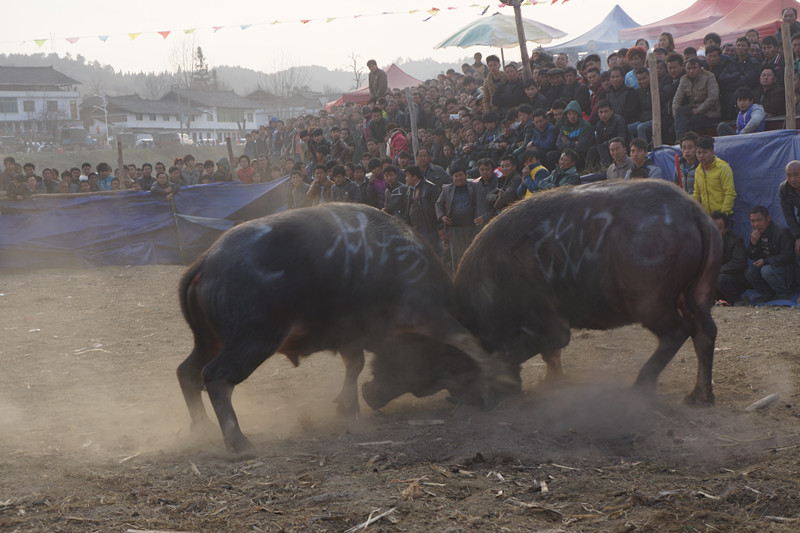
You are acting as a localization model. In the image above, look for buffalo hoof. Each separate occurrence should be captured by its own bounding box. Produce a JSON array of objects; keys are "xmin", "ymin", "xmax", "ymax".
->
[
  {"xmin": 334, "ymin": 394, "xmax": 361, "ymax": 419},
  {"xmin": 362, "ymin": 381, "xmax": 391, "ymax": 411},
  {"xmin": 225, "ymin": 434, "xmax": 254, "ymax": 454},
  {"xmin": 682, "ymin": 388, "xmax": 715, "ymax": 407}
]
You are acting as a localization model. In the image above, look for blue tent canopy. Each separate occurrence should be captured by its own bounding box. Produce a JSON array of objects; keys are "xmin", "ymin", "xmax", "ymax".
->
[{"xmin": 544, "ymin": 5, "xmax": 640, "ymax": 55}]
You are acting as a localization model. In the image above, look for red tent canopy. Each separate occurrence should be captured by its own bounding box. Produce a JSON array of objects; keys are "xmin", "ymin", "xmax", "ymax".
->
[
  {"xmin": 675, "ymin": 0, "xmax": 800, "ymax": 48},
  {"xmin": 326, "ymin": 64, "xmax": 424, "ymax": 111},
  {"xmin": 618, "ymin": 0, "xmax": 739, "ymax": 41}
]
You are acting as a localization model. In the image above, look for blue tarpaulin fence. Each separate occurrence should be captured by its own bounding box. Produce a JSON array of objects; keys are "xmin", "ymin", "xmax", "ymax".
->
[
  {"xmin": 0, "ymin": 177, "xmax": 288, "ymax": 269},
  {"xmin": 1, "ymin": 130, "xmax": 799, "ymax": 272}
]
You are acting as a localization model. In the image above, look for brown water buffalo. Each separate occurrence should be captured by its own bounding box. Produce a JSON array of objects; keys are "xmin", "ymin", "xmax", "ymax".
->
[
  {"xmin": 453, "ymin": 179, "xmax": 722, "ymax": 405},
  {"xmin": 177, "ymin": 203, "xmax": 506, "ymax": 452}
]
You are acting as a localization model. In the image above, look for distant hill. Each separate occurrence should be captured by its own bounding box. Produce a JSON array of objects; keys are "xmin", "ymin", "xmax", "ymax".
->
[{"xmin": 0, "ymin": 52, "xmax": 468, "ymax": 99}]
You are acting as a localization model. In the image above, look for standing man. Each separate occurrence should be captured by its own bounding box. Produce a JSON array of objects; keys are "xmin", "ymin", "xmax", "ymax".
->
[
  {"xmin": 435, "ymin": 165, "xmax": 487, "ymax": 273},
  {"xmin": 367, "ymin": 60, "xmax": 388, "ymax": 99},
  {"xmin": 482, "ymin": 55, "xmax": 505, "ymax": 113},
  {"xmin": 403, "ymin": 165, "xmax": 440, "ymax": 250},
  {"xmin": 692, "ymin": 136, "xmax": 735, "ymax": 216},
  {"xmin": 745, "ymin": 205, "xmax": 796, "ymax": 303},
  {"xmin": 415, "ymin": 148, "xmax": 451, "ymax": 192}
]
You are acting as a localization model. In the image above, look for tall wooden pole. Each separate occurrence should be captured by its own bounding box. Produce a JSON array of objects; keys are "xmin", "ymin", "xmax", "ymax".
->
[
  {"xmin": 511, "ymin": 2, "xmax": 532, "ymax": 80},
  {"xmin": 226, "ymin": 137, "xmax": 235, "ymax": 180},
  {"xmin": 116, "ymin": 140, "xmax": 124, "ymax": 185},
  {"xmin": 647, "ymin": 53, "xmax": 662, "ymax": 147},
  {"xmin": 404, "ymin": 88, "xmax": 420, "ymax": 159},
  {"xmin": 781, "ymin": 22, "xmax": 796, "ymax": 130}
]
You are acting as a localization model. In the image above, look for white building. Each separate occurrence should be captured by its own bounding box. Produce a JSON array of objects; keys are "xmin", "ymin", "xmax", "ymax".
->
[
  {"xmin": 0, "ymin": 66, "xmax": 80, "ymax": 138},
  {"xmin": 160, "ymin": 88, "xmax": 261, "ymax": 143}
]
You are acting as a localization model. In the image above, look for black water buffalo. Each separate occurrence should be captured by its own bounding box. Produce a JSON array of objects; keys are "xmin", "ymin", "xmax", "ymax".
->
[
  {"xmin": 452, "ymin": 179, "xmax": 722, "ymax": 405},
  {"xmin": 177, "ymin": 203, "xmax": 504, "ymax": 452}
]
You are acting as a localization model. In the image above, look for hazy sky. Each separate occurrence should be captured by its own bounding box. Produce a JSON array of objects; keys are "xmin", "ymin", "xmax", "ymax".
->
[{"xmin": 3, "ymin": 0, "xmax": 695, "ymax": 74}]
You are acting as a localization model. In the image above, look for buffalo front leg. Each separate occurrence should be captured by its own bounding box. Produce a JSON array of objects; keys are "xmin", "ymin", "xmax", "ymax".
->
[
  {"xmin": 683, "ymin": 305, "xmax": 717, "ymax": 406},
  {"xmin": 335, "ymin": 345, "xmax": 365, "ymax": 418}
]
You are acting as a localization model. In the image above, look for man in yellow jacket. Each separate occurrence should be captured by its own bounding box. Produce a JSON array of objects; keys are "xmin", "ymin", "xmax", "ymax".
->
[{"xmin": 693, "ymin": 136, "xmax": 736, "ymax": 215}]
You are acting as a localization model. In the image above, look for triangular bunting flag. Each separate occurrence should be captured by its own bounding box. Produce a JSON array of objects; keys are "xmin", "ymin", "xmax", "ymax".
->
[
  {"xmin": 34, "ymin": 39, "xmax": 47, "ymax": 48},
  {"xmin": 326, "ymin": 17, "xmax": 336, "ymax": 22},
  {"xmin": 66, "ymin": 37, "xmax": 80, "ymax": 44},
  {"xmin": 98, "ymin": 35, "xmax": 109, "ymax": 42},
  {"xmin": 213, "ymin": 26, "xmax": 223, "ymax": 32},
  {"xmin": 128, "ymin": 33, "xmax": 140, "ymax": 40},
  {"xmin": 158, "ymin": 31, "xmax": 171, "ymax": 39},
  {"xmin": 408, "ymin": 9, "xmax": 419, "ymax": 13},
  {"xmin": 300, "ymin": 19, "xmax": 311, "ymax": 24},
  {"xmin": 183, "ymin": 28, "xmax": 195, "ymax": 34},
  {"xmin": 481, "ymin": 5, "xmax": 490, "ymax": 14},
  {"xmin": 240, "ymin": 24, "xmax": 251, "ymax": 30},
  {"xmin": 427, "ymin": 8, "xmax": 440, "ymax": 15},
  {"xmin": 271, "ymin": 20, "xmax": 280, "ymax": 24}
]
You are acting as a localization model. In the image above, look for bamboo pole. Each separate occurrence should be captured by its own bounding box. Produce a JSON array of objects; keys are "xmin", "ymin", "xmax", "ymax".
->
[
  {"xmin": 511, "ymin": 2, "xmax": 532, "ymax": 80},
  {"xmin": 226, "ymin": 137, "xmax": 235, "ymax": 180},
  {"xmin": 404, "ymin": 88, "xmax": 420, "ymax": 159},
  {"xmin": 781, "ymin": 22, "xmax": 796, "ymax": 130},
  {"xmin": 648, "ymin": 53, "xmax": 662, "ymax": 147},
  {"xmin": 116, "ymin": 140, "xmax": 124, "ymax": 185}
]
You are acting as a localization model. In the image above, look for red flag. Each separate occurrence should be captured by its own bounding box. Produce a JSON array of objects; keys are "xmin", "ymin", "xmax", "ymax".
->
[
  {"xmin": 300, "ymin": 19, "xmax": 311, "ymax": 24},
  {"xmin": 158, "ymin": 31, "xmax": 171, "ymax": 39},
  {"xmin": 212, "ymin": 26, "xmax": 223, "ymax": 32},
  {"xmin": 66, "ymin": 37, "xmax": 79, "ymax": 44}
]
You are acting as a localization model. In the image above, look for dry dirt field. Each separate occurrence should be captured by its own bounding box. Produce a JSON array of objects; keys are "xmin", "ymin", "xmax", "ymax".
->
[{"xmin": 1, "ymin": 266, "xmax": 799, "ymax": 533}]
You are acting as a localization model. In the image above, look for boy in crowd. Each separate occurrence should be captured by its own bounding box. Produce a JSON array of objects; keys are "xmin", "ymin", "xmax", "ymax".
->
[{"xmin": 717, "ymin": 86, "xmax": 765, "ymax": 136}]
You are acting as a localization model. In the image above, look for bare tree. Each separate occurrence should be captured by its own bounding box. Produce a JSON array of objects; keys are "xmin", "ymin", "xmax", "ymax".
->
[
  {"xmin": 260, "ymin": 53, "xmax": 311, "ymax": 117},
  {"xmin": 142, "ymin": 72, "xmax": 172, "ymax": 99},
  {"xmin": 168, "ymin": 34, "xmax": 196, "ymax": 88},
  {"xmin": 347, "ymin": 52, "xmax": 364, "ymax": 90}
]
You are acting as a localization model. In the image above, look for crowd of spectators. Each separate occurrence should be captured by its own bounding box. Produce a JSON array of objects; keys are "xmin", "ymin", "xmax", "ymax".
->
[{"xmin": 3, "ymin": 7, "xmax": 800, "ymax": 304}]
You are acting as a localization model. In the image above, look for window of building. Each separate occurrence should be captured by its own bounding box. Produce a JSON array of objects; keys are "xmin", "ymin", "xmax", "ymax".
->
[
  {"xmin": 246, "ymin": 112, "xmax": 254, "ymax": 122},
  {"xmin": 149, "ymin": 114, "xmax": 156, "ymax": 121},
  {"xmin": 136, "ymin": 113, "xmax": 143, "ymax": 121},
  {"xmin": 46, "ymin": 101, "xmax": 59, "ymax": 112},
  {"xmin": 217, "ymin": 107, "xmax": 244, "ymax": 123},
  {"xmin": 163, "ymin": 115, "xmax": 170, "ymax": 121},
  {"xmin": 0, "ymin": 98, "xmax": 19, "ymax": 113},
  {"xmin": 23, "ymin": 101, "xmax": 35, "ymax": 113},
  {"xmin": 207, "ymin": 112, "xmax": 214, "ymax": 122}
]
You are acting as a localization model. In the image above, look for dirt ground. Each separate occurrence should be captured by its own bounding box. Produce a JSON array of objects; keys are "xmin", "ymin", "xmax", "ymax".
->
[{"xmin": 1, "ymin": 265, "xmax": 799, "ymax": 533}]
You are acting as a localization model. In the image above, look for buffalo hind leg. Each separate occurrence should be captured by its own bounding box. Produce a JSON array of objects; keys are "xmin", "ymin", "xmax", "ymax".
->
[
  {"xmin": 682, "ymin": 304, "xmax": 717, "ymax": 405},
  {"xmin": 541, "ymin": 349, "xmax": 563, "ymax": 383},
  {"xmin": 635, "ymin": 312, "xmax": 692, "ymax": 394},
  {"xmin": 177, "ymin": 345, "xmax": 218, "ymax": 431},
  {"xmin": 202, "ymin": 340, "xmax": 278, "ymax": 453},
  {"xmin": 335, "ymin": 345, "xmax": 365, "ymax": 418}
]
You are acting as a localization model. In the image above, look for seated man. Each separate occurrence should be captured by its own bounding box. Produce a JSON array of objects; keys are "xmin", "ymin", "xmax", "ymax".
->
[
  {"xmin": 552, "ymin": 100, "xmax": 593, "ymax": 170},
  {"xmin": 779, "ymin": 160, "xmax": 800, "ymax": 285},
  {"xmin": 745, "ymin": 205, "xmax": 796, "ymax": 302},
  {"xmin": 524, "ymin": 108, "xmax": 558, "ymax": 164},
  {"xmin": 717, "ymin": 86, "xmax": 765, "ymax": 136},
  {"xmin": 607, "ymin": 137, "xmax": 634, "ymax": 180},
  {"xmin": 589, "ymin": 100, "xmax": 627, "ymax": 168},
  {"xmin": 755, "ymin": 67, "xmax": 785, "ymax": 117},
  {"xmin": 539, "ymin": 149, "xmax": 580, "ymax": 189},
  {"xmin": 673, "ymin": 58, "xmax": 721, "ymax": 139},
  {"xmin": 711, "ymin": 211, "xmax": 747, "ymax": 305},
  {"xmin": 625, "ymin": 138, "xmax": 662, "ymax": 179}
]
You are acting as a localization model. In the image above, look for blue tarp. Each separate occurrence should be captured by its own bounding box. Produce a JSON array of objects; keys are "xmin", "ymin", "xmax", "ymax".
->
[
  {"xmin": 0, "ymin": 177, "xmax": 288, "ymax": 269},
  {"xmin": 544, "ymin": 5, "xmax": 640, "ymax": 55},
  {"xmin": 651, "ymin": 129, "xmax": 798, "ymax": 240}
]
